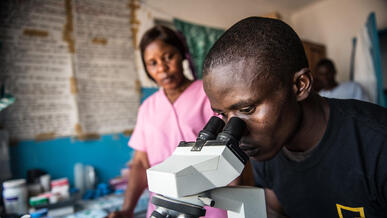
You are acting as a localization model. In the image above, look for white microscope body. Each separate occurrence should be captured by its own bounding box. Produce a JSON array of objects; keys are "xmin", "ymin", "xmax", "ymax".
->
[{"xmin": 147, "ymin": 117, "xmax": 267, "ymax": 218}]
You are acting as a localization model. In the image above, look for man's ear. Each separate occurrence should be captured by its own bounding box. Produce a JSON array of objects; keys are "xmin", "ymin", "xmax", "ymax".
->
[{"xmin": 292, "ymin": 68, "xmax": 313, "ymax": 101}]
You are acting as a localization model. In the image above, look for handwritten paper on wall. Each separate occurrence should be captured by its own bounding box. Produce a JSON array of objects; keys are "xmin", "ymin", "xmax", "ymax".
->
[{"xmin": 0, "ymin": 0, "xmax": 140, "ymax": 140}]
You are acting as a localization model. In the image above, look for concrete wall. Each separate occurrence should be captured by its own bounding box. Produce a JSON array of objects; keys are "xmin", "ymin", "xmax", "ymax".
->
[
  {"xmin": 140, "ymin": 0, "xmax": 293, "ymax": 29},
  {"xmin": 290, "ymin": 0, "xmax": 387, "ymax": 82}
]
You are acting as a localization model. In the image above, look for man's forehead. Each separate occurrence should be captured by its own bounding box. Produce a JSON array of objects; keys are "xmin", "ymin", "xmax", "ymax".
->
[
  {"xmin": 205, "ymin": 83, "xmax": 257, "ymax": 111},
  {"xmin": 203, "ymin": 61, "xmax": 268, "ymax": 110},
  {"xmin": 204, "ymin": 58, "xmax": 258, "ymax": 91}
]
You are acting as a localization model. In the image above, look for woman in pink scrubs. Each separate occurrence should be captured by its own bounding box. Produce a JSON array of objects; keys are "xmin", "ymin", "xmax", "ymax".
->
[{"xmin": 109, "ymin": 26, "xmax": 227, "ymax": 218}]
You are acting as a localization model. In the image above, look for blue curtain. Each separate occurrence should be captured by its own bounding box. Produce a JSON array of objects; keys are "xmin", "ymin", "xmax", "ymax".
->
[
  {"xmin": 173, "ymin": 19, "xmax": 224, "ymax": 78},
  {"xmin": 366, "ymin": 12, "xmax": 386, "ymax": 107}
]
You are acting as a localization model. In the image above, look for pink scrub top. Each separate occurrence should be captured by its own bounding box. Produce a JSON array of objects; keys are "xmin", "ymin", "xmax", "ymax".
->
[{"xmin": 129, "ymin": 80, "xmax": 227, "ymax": 218}]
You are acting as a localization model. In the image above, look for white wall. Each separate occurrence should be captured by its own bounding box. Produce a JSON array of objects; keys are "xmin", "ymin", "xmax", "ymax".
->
[
  {"xmin": 290, "ymin": 0, "xmax": 387, "ymax": 82},
  {"xmin": 140, "ymin": 0, "xmax": 293, "ymax": 29}
]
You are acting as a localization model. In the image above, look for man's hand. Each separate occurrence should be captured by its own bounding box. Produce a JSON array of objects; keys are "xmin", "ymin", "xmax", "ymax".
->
[
  {"xmin": 265, "ymin": 189, "xmax": 288, "ymax": 218},
  {"xmin": 107, "ymin": 209, "xmax": 133, "ymax": 218}
]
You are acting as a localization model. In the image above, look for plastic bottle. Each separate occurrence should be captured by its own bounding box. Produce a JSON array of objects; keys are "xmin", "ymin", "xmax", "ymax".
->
[
  {"xmin": 2, "ymin": 178, "xmax": 28, "ymax": 214},
  {"xmin": 74, "ymin": 163, "xmax": 84, "ymax": 194},
  {"xmin": 84, "ymin": 165, "xmax": 96, "ymax": 190},
  {"xmin": 30, "ymin": 208, "xmax": 52, "ymax": 218}
]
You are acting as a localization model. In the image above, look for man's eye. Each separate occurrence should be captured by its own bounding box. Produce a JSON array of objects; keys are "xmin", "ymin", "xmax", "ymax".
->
[{"xmin": 240, "ymin": 106, "xmax": 256, "ymax": 114}]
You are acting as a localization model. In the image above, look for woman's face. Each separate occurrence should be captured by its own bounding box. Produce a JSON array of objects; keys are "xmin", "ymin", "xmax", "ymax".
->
[{"xmin": 143, "ymin": 39, "xmax": 185, "ymax": 90}]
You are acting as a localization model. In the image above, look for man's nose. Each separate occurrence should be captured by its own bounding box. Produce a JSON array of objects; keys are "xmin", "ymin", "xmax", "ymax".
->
[
  {"xmin": 223, "ymin": 115, "xmax": 248, "ymax": 140},
  {"xmin": 225, "ymin": 113, "xmax": 238, "ymax": 123}
]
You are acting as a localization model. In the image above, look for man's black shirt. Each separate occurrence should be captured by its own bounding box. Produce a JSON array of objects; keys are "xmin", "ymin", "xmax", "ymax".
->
[{"xmin": 252, "ymin": 98, "xmax": 387, "ymax": 218}]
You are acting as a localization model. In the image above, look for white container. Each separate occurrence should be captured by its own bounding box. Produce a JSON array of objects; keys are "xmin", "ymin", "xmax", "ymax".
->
[
  {"xmin": 74, "ymin": 163, "xmax": 84, "ymax": 193},
  {"xmin": 84, "ymin": 165, "xmax": 96, "ymax": 190},
  {"xmin": 39, "ymin": 174, "xmax": 51, "ymax": 192},
  {"xmin": 2, "ymin": 179, "xmax": 28, "ymax": 214}
]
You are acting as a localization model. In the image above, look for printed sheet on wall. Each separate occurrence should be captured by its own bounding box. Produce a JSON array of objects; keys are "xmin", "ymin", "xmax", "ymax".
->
[{"xmin": 0, "ymin": 0, "xmax": 140, "ymax": 140}]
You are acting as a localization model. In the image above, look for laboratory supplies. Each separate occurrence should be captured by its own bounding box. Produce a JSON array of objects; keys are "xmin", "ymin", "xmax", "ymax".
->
[{"xmin": 2, "ymin": 178, "xmax": 28, "ymax": 214}]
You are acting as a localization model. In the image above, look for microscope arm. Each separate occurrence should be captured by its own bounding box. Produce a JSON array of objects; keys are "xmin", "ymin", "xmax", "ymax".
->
[
  {"xmin": 151, "ymin": 186, "xmax": 267, "ymax": 218},
  {"xmin": 208, "ymin": 186, "xmax": 267, "ymax": 218}
]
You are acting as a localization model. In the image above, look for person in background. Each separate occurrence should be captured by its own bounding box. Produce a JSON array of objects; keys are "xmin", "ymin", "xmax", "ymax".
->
[
  {"xmin": 314, "ymin": 58, "xmax": 370, "ymax": 101},
  {"xmin": 108, "ymin": 26, "xmax": 227, "ymax": 218},
  {"xmin": 202, "ymin": 17, "xmax": 387, "ymax": 218}
]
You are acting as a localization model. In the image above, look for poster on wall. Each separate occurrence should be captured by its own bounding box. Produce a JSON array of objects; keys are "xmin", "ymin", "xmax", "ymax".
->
[
  {"xmin": 72, "ymin": 0, "xmax": 139, "ymax": 136},
  {"xmin": 0, "ymin": 0, "xmax": 140, "ymax": 140}
]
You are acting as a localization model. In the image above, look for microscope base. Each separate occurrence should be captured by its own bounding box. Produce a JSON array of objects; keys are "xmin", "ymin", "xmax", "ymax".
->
[{"xmin": 151, "ymin": 194, "xmax": 205, "ymax": 218}]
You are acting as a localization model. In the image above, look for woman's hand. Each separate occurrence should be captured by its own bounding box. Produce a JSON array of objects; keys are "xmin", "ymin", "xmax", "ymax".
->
[
  {"xmin": 107, "ymin": 209, "xmax": 133, "ymax": 218},
  {"xmin": 107, "ymin": 151, "xmax": 149, "ymax": 218}
]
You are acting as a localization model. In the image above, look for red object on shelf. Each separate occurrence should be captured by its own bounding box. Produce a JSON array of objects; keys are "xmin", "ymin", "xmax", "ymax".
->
[{"xmin": 51, "ymin": 178, "xmax": 69, "ymax": 188}]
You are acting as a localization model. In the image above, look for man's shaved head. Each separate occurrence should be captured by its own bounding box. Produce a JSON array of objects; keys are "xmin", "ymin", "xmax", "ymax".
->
[
  {"xmin": 202, "ymin": 17, "xmax": 316, "ymax": 161},
  {"xmin": 203, "ymin": 17, "xmax": 308, "ymax": 85}
]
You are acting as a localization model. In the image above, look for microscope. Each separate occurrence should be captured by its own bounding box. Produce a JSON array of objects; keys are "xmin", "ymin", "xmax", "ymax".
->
[{"xmin": 146, "ymin": 116, "xmax": 267, "ymax": 218}]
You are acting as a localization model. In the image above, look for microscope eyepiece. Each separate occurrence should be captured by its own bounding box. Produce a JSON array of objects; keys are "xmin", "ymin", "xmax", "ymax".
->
[
  {"xmin": 193, "ymin": 116, "xmax": 248, "ymax": 164},
  {"xmin": 216, "ymin": 117, "xmax": 246, "ymax": 143},
  {"xmin": 197, "ymin": 116, "xmax": 225, "ymax": 141},
  {"xmin": 216, "ymin": 117, "xmax": 249, "ymax": 164}
]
